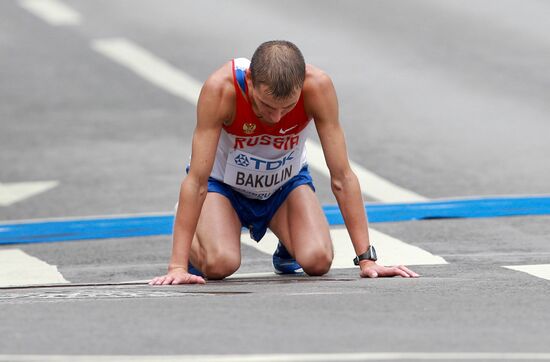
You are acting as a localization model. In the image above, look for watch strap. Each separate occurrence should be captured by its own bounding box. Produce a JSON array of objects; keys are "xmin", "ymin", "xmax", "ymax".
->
[{"xmin": 353, "ymin": 245, "xmax": 377, "ymax": 265}]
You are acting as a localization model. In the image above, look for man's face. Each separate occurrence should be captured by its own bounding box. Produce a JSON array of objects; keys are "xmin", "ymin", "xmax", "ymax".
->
[{"xmin": 246, "ymin": 76, "xmax": 301, "ymax": 125}]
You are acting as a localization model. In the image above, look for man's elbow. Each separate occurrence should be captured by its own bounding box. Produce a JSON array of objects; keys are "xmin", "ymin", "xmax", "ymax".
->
[
  {"xmin": 180, "ymin": 176, "xmax": 209, "ymax": 199},
  {"xmin": 330, "ymin": 169, "xmax": 357, "ymax": 194}
]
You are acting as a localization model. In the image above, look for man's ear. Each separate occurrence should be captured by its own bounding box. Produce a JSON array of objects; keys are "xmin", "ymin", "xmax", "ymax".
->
[{"xmin": 245, "ymin": 70, "xmax": 254, "ymax": 90}]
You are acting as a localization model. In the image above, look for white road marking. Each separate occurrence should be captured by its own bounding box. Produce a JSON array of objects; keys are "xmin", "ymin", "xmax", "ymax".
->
[
  {"xmin": 286, "ymin": 292, "xmax": 355, "ymax": 296},
  {"xmin": 503, "ymin": 264, "xmax": 550, "ymax": 281},
  {"xmin": 18, "ymin": 0, "xmax": 81, "ymax": 26},
  {"xmin": 91, "ymin": 38, "xmax": 201, "ymax": 105},
  {"xmin": 0, "ymin": 181, "xmax": 58, "ymax": 207},
  {"xmin": 228, "ymin": 272, "xmax": 277, "ymax": 279},
  {"xmin": 0, "ymin": 211, "xmax": 176, "ymax": 225},
  {"xmin": 2, "ymin": 353, "xmax": 550, "ymax": 361},
  {"xmin": 242, "ymin": 229, "xmax": 447, "ymax": 268},
  {"xmin": 0, "ymin": 249, "xmax": 69, "ymax": 287},
  {"xmin": 305, "ymin": 139, "xmax": 427, "ymax": 202}
]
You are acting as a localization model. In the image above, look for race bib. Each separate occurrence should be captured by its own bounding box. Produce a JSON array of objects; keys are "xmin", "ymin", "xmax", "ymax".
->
[{"xmin": 224, "ymin": 149, "xmax": 301, "ymax": 200}]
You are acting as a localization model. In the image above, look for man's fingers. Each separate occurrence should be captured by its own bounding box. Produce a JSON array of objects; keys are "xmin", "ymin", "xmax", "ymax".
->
[
  {"xmin": 393, "ymin": 266, "xmax": 410, "ymax": 278},
  {"xmin": 190, "ymin": 275, "xmax": 207, "ymax": 284},
  {"xmin": 360, "ymin": 268, "xmax": 378, "ymax": 278},
  {"xmin": 398, "ymin": 265, "xmax": 420, "ymax": 278},
  {"xmin": 375, "ymin": 266, "xmax": 408, "ymax": 278},
  {"xmin": 150, "ymin": 274, "xmax": 207, "ymax": 285},
  {"xmin": 150, "ymin": 276, "xmax": 166, "ymax": 285},
  {"xmin": 161, "ymin": 276, "xmax": 174, "ymax": 285},
  {"xmin": 172, "ymin": 275, "xmax": 205, "ymax": 285},
  {"xmin": 399, "ymin": 270, "xmax": 411, "ymax": 278},
  {"xmin": 171, "ymin": 277, "xmax": 184, "ymax": 285},
  {"xmin": 360, "ymin": 264, "xmax": 420, "ymax": 279}
]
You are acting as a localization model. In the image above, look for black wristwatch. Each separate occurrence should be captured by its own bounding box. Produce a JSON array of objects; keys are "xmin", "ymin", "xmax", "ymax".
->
[{"xmin": 353, "ymin": 245, "xmax": 377, "ymax": 265}]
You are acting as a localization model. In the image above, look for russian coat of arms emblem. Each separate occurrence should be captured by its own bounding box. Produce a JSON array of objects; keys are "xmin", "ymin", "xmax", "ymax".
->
[{"xmin": 243, "ymin": 123, "xmax": 256, "ymax": 135}]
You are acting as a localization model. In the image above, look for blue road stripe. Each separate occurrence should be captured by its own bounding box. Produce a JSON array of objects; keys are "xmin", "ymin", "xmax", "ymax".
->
[{"xmin": 1, "ymin": 196, "xmax": 550, "ymax": 245}]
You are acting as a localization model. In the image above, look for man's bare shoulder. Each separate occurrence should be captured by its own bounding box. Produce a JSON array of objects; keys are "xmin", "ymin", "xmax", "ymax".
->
[
  {"xmin": 198, "ymin": 61, "xmax": 236, "ymax": 123},
  {"xmin": 303, "ymin": 64, "xmax": 337, "ymax": 118},
  {"xmin": 303, "ymin": 64, "xmax": 334, "ymax": 95},
  {"xmin": 201, "ymin": 61, "xmax": 235, "ymax": 100}
]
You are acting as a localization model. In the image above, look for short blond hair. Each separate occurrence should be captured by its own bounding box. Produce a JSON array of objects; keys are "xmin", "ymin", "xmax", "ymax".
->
[{"xmin": 250, "ymin": 40, "xmax": 305, "ymax": 99}]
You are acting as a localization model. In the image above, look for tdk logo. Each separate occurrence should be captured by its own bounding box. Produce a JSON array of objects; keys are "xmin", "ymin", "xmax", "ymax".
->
[
  {"xmin": 249, "ymin": 151, "xmax": 294, "ymax": 171},
  {"xmin": 234, "ymin": 154, "xmax": 250, "ymax": 167}
]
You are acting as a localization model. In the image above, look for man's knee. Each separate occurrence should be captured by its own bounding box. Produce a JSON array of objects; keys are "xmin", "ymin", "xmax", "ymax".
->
[
  {"xmin": 297, "ymin": 247, "xmax": 333, "ymax": 276},
  {"xmin": 200, "ymin": 247, "xmax": 241, "ymax": 280}
]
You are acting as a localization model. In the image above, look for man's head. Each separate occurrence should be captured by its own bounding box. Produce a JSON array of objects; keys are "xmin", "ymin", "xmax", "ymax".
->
[
  {"xmin": 246, "ymin": 40, "xmax": 305, "ymax": 124},
  {"xmin": 249, "ymin": 40, "xmax": 306, "ymax": 99}
]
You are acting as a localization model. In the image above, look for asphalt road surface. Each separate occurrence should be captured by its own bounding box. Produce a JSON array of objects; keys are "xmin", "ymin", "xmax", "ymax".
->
[{"xmin": 1, "ymin": 1, "xmax": 550, "ymax": 361}]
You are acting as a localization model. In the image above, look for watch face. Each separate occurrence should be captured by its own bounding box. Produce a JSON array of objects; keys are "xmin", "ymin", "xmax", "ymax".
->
[{"xmin": 369, "ymin": 246, "xmax": 377, "ymax": 261}]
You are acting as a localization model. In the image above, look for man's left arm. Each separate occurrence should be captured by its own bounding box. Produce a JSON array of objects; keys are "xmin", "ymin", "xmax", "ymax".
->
[{"xmin": 305, "ymin": 68, "xmax": 419, "ymax": 278}]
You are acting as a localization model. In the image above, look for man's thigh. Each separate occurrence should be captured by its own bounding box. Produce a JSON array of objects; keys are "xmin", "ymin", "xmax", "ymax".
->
[
  {"xmin": 192, "ymin": 192, "xmax": 242, "ymax": 269},
  {"xmin": 268, "ymin": 185, "xmax": 333, "ymax": 261}
]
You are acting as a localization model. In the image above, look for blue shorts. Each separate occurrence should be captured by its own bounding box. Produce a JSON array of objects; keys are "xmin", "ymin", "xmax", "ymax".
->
[{"xmin": 207, "ymin": 166, "xmax": 315, "ymax": 242}]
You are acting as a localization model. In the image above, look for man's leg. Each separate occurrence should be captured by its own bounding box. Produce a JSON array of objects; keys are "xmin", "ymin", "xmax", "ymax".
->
[
  {"xmin": 269, "ymin": 185, "xmax": 333, "ymax": 276},
  {"xmin": 189, "ymin": 192, "xmax": 242, "ymax": 280}
]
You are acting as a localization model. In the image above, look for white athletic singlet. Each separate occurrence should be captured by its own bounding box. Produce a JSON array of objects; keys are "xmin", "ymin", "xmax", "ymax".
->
[{"xmin": 209, "ymin": 58, "xmax": 312, "ymax": 200}]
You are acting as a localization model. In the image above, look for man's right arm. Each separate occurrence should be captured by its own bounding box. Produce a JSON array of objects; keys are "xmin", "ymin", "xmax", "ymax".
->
[{"xmin": 150, "ymin": 64, "xmax": 234, "ymax": 285}]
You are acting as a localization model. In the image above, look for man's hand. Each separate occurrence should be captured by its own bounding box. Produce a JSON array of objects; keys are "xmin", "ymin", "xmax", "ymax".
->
[
  {"xmin": 149, "ymin": 267, "xmax": 206, "ymax": 285},
  {"xmin": 359, "ymin": 260, "xmax": 420, "ymax": 278}
]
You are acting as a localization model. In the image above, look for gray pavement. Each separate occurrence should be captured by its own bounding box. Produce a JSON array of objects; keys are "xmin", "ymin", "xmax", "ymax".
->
[{"xmin": 1, "ymin": 0, "xmax": 550, "ymax": 359}]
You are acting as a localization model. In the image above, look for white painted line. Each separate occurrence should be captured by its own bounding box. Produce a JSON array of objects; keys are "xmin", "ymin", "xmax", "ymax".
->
[
  {"xmin": 241, "ymin": 232, "xmax": 282, "ymax": 259},
  {"xmin": 503, "ymin": 264, "xmax": 550, "ymax": 281},
  {"xmin": 242, "ymin": 228, "xmax": 447, "ymax": 268},
  {"xmin": 228, "ymin": 271, "xmax": 276, "ymax": 279},
  {"xmin": 305, "ymin": 139, "xmax": 427, "ymax": 202},
  {"xmin": 286, "ymin": 292, "xmax": 353, "ymax": 296},
  {"xmin": 18, "ymin": 0, "xmax": 81, "ymax": 26},
  {"xmin": 0, "ymin": 211, "xmax": 172, "ymax": 225},
  {"xmin": 0, "ymin": 249, "xmax": 69, "ymax": 287},
  {"xmin": 0, "ymin": 181, "xmax": 58, "ymax": 207},
  {"xmin": 2, "ymin": 353, "xmax": 550, "ymax": 361},
  {"xmin": 91, "ymin": 38, "xmax": 202, "ymax": 104},
  {"xmin": 338, "ymin": 228, "xmax": 447, "ymax": 267}
]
